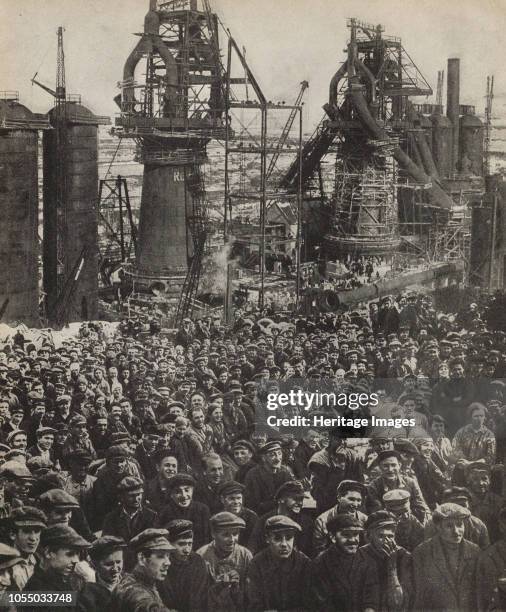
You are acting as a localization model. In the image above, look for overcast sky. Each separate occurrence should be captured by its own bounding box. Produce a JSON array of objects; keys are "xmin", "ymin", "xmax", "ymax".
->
[{"xmin": 1, "ymin": 0, "xmax": 505, "ymax": 129}]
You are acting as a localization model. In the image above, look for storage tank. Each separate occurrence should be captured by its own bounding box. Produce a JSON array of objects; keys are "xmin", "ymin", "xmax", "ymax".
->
[
  {"xmin": 43, "ymin": 101, "xmax": 107, "ymax": 323},
  {"xmin": 430, "ymin": 113, "xmax": 453, "ymax": 178},
  {"xmin": 459, "ymin": 113, "xmax": 484, "ymax": 176},
  {"xmin": 0, "ymin": 95, "xmax": 48, "ymax": 326}
]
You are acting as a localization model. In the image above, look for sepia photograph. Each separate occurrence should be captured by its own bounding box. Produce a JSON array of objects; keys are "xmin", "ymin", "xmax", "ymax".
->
[{"xmin": 0, "ymin": 0, "xmax": 506, "ymax": 609}]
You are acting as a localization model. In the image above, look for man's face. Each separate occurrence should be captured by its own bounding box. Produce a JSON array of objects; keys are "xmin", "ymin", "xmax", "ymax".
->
[
  {"xmin": 450, "ymin": 364, "xmax": 464, "ymax": 379},
  {"xmin": 339, "ymin": 490, "xmax": 362, "ymax": 511},
  {"xmin": 171, "ymin": 537, "xmax": 193, "ymax": 562},
  {"xmin": 191, "ymin": 410, "xmax": 205, "ymax": 429},
  {"xmin": 233, "ymin": 448, "xmax": 252, "ymax": 466},
  {"xmin": 213, "ymin": 528, "xmax": 239, "ymax": 556},
  {"xmin": 333, "ymin": 529, "xmax": 360, "ymax": 554},
  {"xmin": 369, "ymin": 526, "xmax": 396, "ymax": 552},
  {"xmin": 264, "ymin": 449, "xmax": 282, "ymax": 470},
  {"xmin": 158, "ymin": 456, "xmax": 178, "ymax": 480},
  {"xmin": 95, "ymin": 419, "xmax": 108, "ymax": 435},
  {"xmin": 380, "ymin": 457, "xmax": 400, "ymax": 481},
  {"xmin": 15, "ymin": 526, "xmax": 41, "ymax": 555},
  {"xmin": 305, "ymin": 431, "xmax": 319, "ymax": 449},
  {"xmin": 222, "ymin": 493, "xmax": 243, "ymax": 516},
  {"xmin": 205, "ymin": 459, "xmax": 224, "ymax": 486},
  {"xmin": 471, "ymin": 408, "xmax": 486, "ymax": 429},
  {"xmin": 96, "ymin": 550, "xmax": 123, "ymax": 585},
  {"xmin": 38, "ymin": 433, "xmax": 54, "ymax": 451},
  {"xmin": 46, "ymin": 547, "xmax": 80, "ymax": 576},
  {"xmin": 122, "ymin": 489, "xmax": 143, "ymax": 512},
  {"xmin": 108, "ymin": 457, "xmax": 128, "ymax": 475},
  {"xmin": 11, "ymin": 412, "xmax": 23, "ymax": 427},
  {"xmin": 11, "ymin": 434, "xmax": 27, "ymax": 450},
  {"xmin": 437, "ymin": 518, "xmax": 465, "ymax": 545},
  {"xmin": 48, "ymin": 508, "xmax": 73, "ymax": 526},
  {"xmin": 266, "ymin": 531, "xmax": 295, "ymax": 559},
  {"xmin": 70, "ymin": 461, "xmax": 89, "ymax": 482},
  {"xmin": 143, "ymin": 435, "xmax": 159, "ymax": 453},
  {"xmin": 468, "ymin": 471, "xmax": 490, "ymax": 495},
  {"xmin": 171, "ymin": 485, "xmax": 193, "ymax": 508},
  {"xmin": 282, "ymin": 494, "xmax": 304, "ymax": 515},
  {"xmin": 141, "ymin": 551, "xmax": 171, "ymax": 581}
]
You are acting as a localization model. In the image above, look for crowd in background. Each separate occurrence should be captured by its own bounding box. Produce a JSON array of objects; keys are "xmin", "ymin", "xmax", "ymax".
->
[{"xmin": 0, "ymin": 290, "xmax": 506, "ymax": 609}]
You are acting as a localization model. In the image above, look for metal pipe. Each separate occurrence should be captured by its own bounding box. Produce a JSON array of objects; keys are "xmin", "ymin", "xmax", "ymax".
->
[{"xmin": 447, "ymin": 58, "xmax": 460, "ymax": 172}]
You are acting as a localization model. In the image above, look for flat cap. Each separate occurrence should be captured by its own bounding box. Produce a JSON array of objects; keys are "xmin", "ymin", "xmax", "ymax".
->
[
  {"xmin": 336, "ymin": 480, "xmax": 367, "ymax": 497},
  {"xmin": 36, "ymin": 427, "xmax": 57, "ymax": 437},
  {"xmin": 68, "ymin": 414, "xmax": 87, "ymax": 427},
  {"xmin": 39, "ymin": 489, "xmax": 79, "ymax": 509},
  {"xmin": 106, "ymin": 445, "xmax": 130, "ymax": 459},
  {"xmin": 6, "ymin": 430, "xmax": 27, "ymax": 445},
  {"xmin": 0, "ymin": 543, "xmax": 22, "ymax": 571},
  {"xmin": 117, "ymin": 476, "xmax": 144, "ymax": 493},
  {"xmin": 10, "ymin": 506, "xmax": 47, "ymax": 529},
  {"xmin": 466, "ymin": 461, "xmax": 490, "ymax": 475},
  {"xmin": 393, "ymin": 439, "xmax": 419, "ymax": 456},
  {"xmin": 210, "ymin": 512, "xmax": 246, "ymax": 530},
  {"xmin": 67, "ymin": 449, "xmax": 93, "ymax": 465},
  {"xmin": 89, "ymin": 536, "xmax": 126, "ymax": 562},
  {"xmin": 232, "ymin": 439, "xmax": 255, "ymax": 454},
  {"xmin": 383, "ymin": 489, "xmax": 410, "ymax": 509},
  {"xmin": 264, "ymin": 515, "xmax": 302, "ymax": 533},
  {"xmin": 259, "ymin": 440, "xmax": 282, "ymax": 455},
  {"xmin": 433, "ymin": 502, "xmax": 470, "ymax": 522},
  {"xmin": 376, "ymin": 449, "xmax": 402, "ymax": 464},
  {"xmin": 0, "ymin": 461, "xmax": 33, "ymax": 480},
  {"xmin": 41, "ymin": 524, "xmax": 91, "ymax": 549},
  {"xmin": 274, "ymin": 480, "xmax": 304, "ymax": 501},
  {"xmin": 166, "ymin": 473, "xmax": 196, "ymax": 491},
  {"xmin": 365, "ymin": 510, "xmax": 397, "ymax": 532},
  {"xmin": 327, "ymin": 513, "xmax": 364, "ymax": 534},
  {"xmin": 130, "ymin": 529, "xmax": 172, "ymax": 552},
  {"xmin": 218, "ymin": 481, "xmax": 245, "ymax": 498},
  {"xmin": 442, "ymin": 487, "xmax": 472, "ymax": 503},
  {"xmin": 166, "ymin": 519, "xmax": 193, "ymax": 542}
]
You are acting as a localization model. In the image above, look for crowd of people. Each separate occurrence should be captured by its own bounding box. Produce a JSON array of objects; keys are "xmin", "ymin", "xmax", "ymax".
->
[{"xmin": 0, "ymin": 290, "xmax": 506, "ymax": 610}]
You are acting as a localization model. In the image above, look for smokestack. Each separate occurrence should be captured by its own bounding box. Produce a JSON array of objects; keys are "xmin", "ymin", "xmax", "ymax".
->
[{"xmin": 447, "ymin": 58, "xmax": 460, "ymax": 173}]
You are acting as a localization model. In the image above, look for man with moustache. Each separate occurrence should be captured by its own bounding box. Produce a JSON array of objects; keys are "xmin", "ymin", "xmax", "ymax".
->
[
  {"xmin": 159, "ymin": 520, "xmax": 208, "ymax": 612},
  {"xmin": 77, "ymin": 536, "xmax": 126, "ymax": 612},
  {"xmin": 110, "ymin": 529, "xmax": 172, "ymax": 612},
  {"xmin": 246, "ymin": 515, "xmax": 313, "ymax": 611}
]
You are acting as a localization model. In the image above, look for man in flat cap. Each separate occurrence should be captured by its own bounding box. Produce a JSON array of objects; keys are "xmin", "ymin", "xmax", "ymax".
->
[
  {"xmin": 244, "ymin": 440, "xmax": 292, "ymax": 515},
  {"xmin": 197, "ymin": 511, "xmax": 252, "ymax": 612},
  {"xmin": 367, "ymin": 449, "xmax": 429, "ymax": 523},
  {"xmin": 102, "ymin": 476, "xmax": 157, "ymax": 571},
  {"xmin": 77, "ymin": 536, "xmax": 126, "ymax": 612},
  {"xmin": 25, "ymin": 524, "xmax": 91, "ymax": 612},
  {"xmin": 231, "ymin": 439, "xmax": 256, "ymax": 484},
  {"xmin": 382, "ymin": 489, "xmax": 424, "ymax": 552},
  {"xmin": 26, "ymin": 426, "xmax": 56, "ymax": 464},
  {"xmin": 144, "ymin": 449, "xmax": 179, "ymax": 513},
  {"xmin": 157, "ymin": 473, "xmax": 210, "ymax": 550},
  {"xmin": 193, "ymin": 453, "xmax": 226, "ymax": 514},
  {"xmin": 110, "ymin": 529, "xmax": 172, "ymax": 612},
  {"xmin": 354, "ymin": 510, "xmax": 412, "ymax": 611},
  {"xmin": 91, "ymin": 445, "xmax": 131, "ymax": 530},
  {"xmin": 311, "ymin": 513, "xmax": 371, "ymax": 611},
  {"xmin": 246, "ymin": 515, "xmax": 313, "ymax": 611},
  {"xmin": 313, "ymin": 480, "xmax": 367, "ymax": 556},
  {"xmin": 62, "ymin": 414, "xmax": 97, "ymax": 464},
  {"xmin": 411, "ymin": 503, "xmax": 480, "ymax": 611},
  {"xmin": 218, "ymin": 480, "xmax": 258, "ymax": 547},
  {"xmin": 9, "ymin": 506, "xmax": 47, "ymax": 590},
  {"xmin": 158, "ymin": 519, "xmax": 208, "ymax": 612},
  {"xmin": 466, "ymin": 461, "xmax": 503, "ymax": 543},
  {"xmin": 248, "ymin": 480, "xmax": 313, "ymax": 557}
]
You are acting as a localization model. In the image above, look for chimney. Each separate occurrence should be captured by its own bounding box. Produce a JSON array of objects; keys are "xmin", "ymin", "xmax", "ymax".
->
[{"xmin": 446, "ymin": 58, "xmax": 460, "ymax": 173}]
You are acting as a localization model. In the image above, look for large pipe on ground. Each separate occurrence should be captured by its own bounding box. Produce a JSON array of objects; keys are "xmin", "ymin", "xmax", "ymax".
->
[{"xmin": 447, "ymin": 58, "xmax": 460, "ymax": 173}]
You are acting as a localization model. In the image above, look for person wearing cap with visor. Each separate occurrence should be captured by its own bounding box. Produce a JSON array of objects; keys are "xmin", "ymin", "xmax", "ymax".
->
[
  {"xmin": 244, "ymin": 440, "xmax": 293, "ymax": 515},
  {"xmin": 313, "ymin": 480, "xmax": 368, "ymax": 556},
  {"xmin": 354, "ymin": 510, "xmax": 411, "ymax": 611},
  {"xmin": 26, "ymin": 426, "xmax": 56, "ymax": 464},
  {"xmin": 24, "ymin": 524, "xmax": 91, "ymax": 612},
  {"xmin": 246, "ymin": 515, "xmax": 312, "ymax": 611},
  {"xmin": 231, "ymin": 439, "xmax": 256, "ymax": 484},
  {"xmin": 110, "ymin": 528, "xmax": 172, "ymax": 612},
  {"xmin": 311, "ymin": 512, "xmax": 370, "ymax": 611},
  {"xmin": 382, "ymin": 489, "xmax": 424, "ymax": 552},
  {"xmin": 158, "ymin": 519, "xmax": 208, "ymax": 612},
  {"xmin": 102, "ymin": 476, "xmax": 157, "ymax": 571},
  {"xmin": 465, "ymin": 461, "xmax": 503, "ymax": 543},
  {"xmin": 77, "ymin": 536, "xmax": 126, "ymax": 612},
  {"xmin": 8, "ymin": 506, "xmax": 47, "ymax": 590},
  {"xmin": 197, "ymin": 511, "xmax": 252, "ymax": 612},
  {"xmin": 411, "ymin": 503, "xmax": 480, "ymax": 611}
]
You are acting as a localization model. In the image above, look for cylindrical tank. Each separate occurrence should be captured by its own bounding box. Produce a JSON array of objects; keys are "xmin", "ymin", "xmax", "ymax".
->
[
  {"xmin": 459, "ymin": 113, "xmax": 484, "ymax": 176},
  {"xmin": 0, "ymin": 99, "xmax": 40, "ymax": 326},
  {"xmin": 43, "ymin": 103, "xmax": 100, "ymax": 323},
  {"xmin": 430, "ymin": 113, "xmax": 453, "ymax": 178},
  {"xmin": 447, "ymin": 58, "xmax": 460, "ymax": 173}
]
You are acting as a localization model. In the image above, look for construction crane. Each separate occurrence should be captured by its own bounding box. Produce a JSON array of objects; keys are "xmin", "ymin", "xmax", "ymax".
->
[
  {"xmin": 32, "ymin": 27, "xmax": 70, "ymax": 324},
  {"xmin": 436, "ymin": 69, "xmax": 444, "ymax": 108},
  {"xmin": 484, "ymin": 75, "xmax": 494, "ymax": 176},
  {"xmin": 266, "ymin": 80, "xmax": 309, "ymax": 181}
]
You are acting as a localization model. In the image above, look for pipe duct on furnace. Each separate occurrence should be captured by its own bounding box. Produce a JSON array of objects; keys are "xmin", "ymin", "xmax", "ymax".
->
[{"xmin": 447, "ymin": 58, "xmax": 460, "ymax": 173}]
